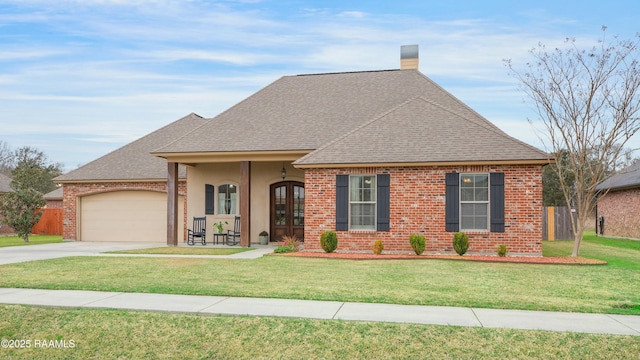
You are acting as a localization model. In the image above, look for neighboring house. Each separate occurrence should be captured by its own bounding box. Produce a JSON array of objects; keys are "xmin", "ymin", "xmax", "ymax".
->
[
  {"xmin": 0, "ymin": 173, "xmax": 14, "ymax": 235},
  {"xmin": 44, "ymin": 187, "xmax": 63, "ymax": 208},
  {"xmin": 595, "ymin": 162, "xmax": 640, "ymax": 239},
  {"xmin": 150, "ymin": 46, "xmax": 550, "ymax": 255},
  {"xmin": 54, "ymin": 113, "xmax": 209, "ymax": 242}
]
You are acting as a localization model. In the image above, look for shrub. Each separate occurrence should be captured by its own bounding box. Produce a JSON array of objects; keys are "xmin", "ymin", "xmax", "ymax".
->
[
  {"xmin": 281, "ymin": 235, "xmax": 300, "ymax": 251},
  {"xmin": 452, "ymin": 232, "xmax": 469, "ymax": 256},
  {"xmin": 497, "ymin": 244, "xmax": 508, "ymax": 257},
  {"xmin": 409, "ymin": 234, "xmax": 426, "ymax": 255},
  {"xmin": 320, "ymin": 231, "xmax": 338, "ymax": 253},
  {"xmin": 372, "ymin": 239, "xmax": 384, "ymax": 255},
  {"xmin": 274, "ymin": 244, "xmax": 297, "ymax": 253},
  {"xmin": 273, "ymin": 235, "xmax": 301, "ymax": 254}
]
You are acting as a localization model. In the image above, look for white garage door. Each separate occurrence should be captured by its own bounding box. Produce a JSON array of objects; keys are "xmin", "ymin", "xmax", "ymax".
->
[{"xmin": 80, "ymin": 191, "xmax": 184, "ymax": 242}]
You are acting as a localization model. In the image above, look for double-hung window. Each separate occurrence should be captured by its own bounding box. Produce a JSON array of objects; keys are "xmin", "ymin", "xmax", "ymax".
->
[
  {"xmin": 349, "ymin": 175, "xmax": 377, "ymax": 230},
  {"xmin": 336, "ymin": 174, "xmax": 390, "ymax": 232},
  {"xmin": 446, "ymin": 172, "xmax": 504, "ymax": 233},
  {"xmin": 460, "ymin": 174, "xmax": 489, "ymax": 231}
]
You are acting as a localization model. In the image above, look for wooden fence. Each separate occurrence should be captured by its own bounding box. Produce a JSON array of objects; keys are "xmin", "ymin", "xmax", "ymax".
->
[
  {"xmin": 32, "ymin": 208, "xmax": 63, "ymax": 235},
  {"xmin": 542, "ymin": 206, "xmax": 575, "ymax": 241}
]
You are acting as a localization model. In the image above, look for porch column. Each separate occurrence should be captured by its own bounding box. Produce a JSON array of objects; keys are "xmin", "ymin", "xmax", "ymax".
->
[
  {"xmin": 167, "ymin": 162, "xmax": 179, "ymax": 246},
  {"xmin": 240, "ymin": 161, "xmax": 251, "ymax": 247}
]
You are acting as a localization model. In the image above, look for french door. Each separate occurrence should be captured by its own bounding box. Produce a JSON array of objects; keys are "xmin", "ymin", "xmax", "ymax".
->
[{"xmin": 270, "ymin": 181, "xmax": 304, "ymax": 242}]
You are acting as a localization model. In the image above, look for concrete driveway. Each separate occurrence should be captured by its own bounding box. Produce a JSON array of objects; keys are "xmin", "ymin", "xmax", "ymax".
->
[{"xmin": 0, "ymin": 241, "xmax": 162, "ymax": 265}]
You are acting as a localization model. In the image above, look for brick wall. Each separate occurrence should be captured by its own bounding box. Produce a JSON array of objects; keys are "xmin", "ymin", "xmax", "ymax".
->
[
  {"xmin": 597, "ymin": 188, "xmax": 640, "ymax": 239},
  {"xmin": 62, "ymin": 181, "xmax": 187, "ymax": 240},
  {"xmin": 304, "ymin": 165, "xmax": 543, "ymax": 255}
]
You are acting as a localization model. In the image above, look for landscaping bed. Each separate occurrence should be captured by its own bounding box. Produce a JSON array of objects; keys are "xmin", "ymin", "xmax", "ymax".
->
[{"xmin": 274, "ymin": 251, "xmax": 607, "ymax": 265}]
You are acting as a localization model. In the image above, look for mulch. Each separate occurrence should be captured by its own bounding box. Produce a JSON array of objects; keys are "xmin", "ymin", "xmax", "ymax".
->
[{"xmin": 272, "ymin": 251, "xmax": 607, "ymax": 265}]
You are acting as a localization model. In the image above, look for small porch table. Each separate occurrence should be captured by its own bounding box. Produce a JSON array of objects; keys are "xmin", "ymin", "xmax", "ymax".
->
[{"xmin": 213, "ymin": 233, "xmax": 227, "ymax": 245}]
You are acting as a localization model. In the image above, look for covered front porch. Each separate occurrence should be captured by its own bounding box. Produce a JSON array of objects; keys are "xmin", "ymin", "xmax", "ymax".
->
[{"xmin": 162, "ymin": 152, "xmax": 307, "ymax": 247}]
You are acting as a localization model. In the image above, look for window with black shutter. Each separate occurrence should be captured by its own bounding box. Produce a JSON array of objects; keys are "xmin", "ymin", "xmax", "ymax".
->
[
  {"xmin": 205, "ymin": 184, "xmax": 215, "ymax": 215},
  {"xmin": 445, "ymin": 172, "xmax": 504, "ymax": 233},
  {"xmin": 490, "ymin": 172, "xmax": 505, "ymax": 232},
  {"xmin": 376, "ymin": 174, "xmax": 390, "ymax": 231},
  {"xmin": 335, "ymin": 174, "xmax": 390, "ymax": 232},
  {"xmin": 445, "ymin": 172, "xmax": 459, "ymax": 232},
  {"xmin": 336, "ymin": 175, "xmax": 349, "ymax": 231}
]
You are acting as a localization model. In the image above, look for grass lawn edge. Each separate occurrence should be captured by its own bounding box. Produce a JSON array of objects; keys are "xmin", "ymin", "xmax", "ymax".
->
[{"xmin": 272, "ymin": 251, "xmax": 608, "ymax": 265}]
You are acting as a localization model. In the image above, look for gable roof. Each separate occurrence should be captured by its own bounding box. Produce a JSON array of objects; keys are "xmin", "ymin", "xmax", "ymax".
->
[
  {"xmin": 294, "ymin": 96, "xmax": 549, "ymax": 166},
  {"xmin": 153, "ymin": 69, "xmax": 548, "ymax": 166},
  {"xmin": 55, "ymin": 113, "xmax": 208, "ymax": 182},
  {"xmin": 154, "ymin": 70, "xmax": 507, "ymax": 154},
  {"xmin": 0, "ymin": 173, "xmax": 11, "ymax": 193},
  {"xmin": 596, "ymin": 161, "xmax": 640, "ymax": 192}
]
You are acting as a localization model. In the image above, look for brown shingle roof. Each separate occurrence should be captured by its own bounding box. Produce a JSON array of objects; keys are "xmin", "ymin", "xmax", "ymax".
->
[
  {"xmin": 55, "ymin": 113, "xmax": 208, "ymax": 182},
  {"xmin": 0, "ymin": 173, "xmax": 11, "ymax": 193},
  {"xmin": 153, "ymin": 70, "xmax": 508, "ymax": 155},
  {"xmin": 596, "ymin": 161, "xmax": 640, "ymax": 191},
  {"xmin": 154, "ymin": 69, "xmax": 547, "ymax": 166},
  {"xmin": 294, "ymin": 96, "xmax": 549, "ymax": 166}
]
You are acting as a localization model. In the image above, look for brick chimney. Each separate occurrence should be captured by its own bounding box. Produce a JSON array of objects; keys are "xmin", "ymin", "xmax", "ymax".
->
[{"xmin": 400, "ymin": 44, "xmax": 419, "ymax": 70}]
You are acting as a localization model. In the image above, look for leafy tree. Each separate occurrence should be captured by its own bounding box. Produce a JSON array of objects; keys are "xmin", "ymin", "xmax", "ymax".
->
[
  {"xmin": 0, "ymin": 146, "xmax": 62, "ymax": 242},
  {"xmin": 11, "ymin": 146, "xmax": 63, "ymax": 194},
  {"xmin": 0, "ymin": 187, "xmax": 46, "ymax": 242},
  {"xmin": 507, "ymin": 27, "xmax": 640, "ymax": 256}
]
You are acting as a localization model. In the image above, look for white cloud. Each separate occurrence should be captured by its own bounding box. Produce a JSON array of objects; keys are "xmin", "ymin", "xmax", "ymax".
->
[
  {"xmin": 2, "ymin": 1, "xmax": 638, "ymax": 169},
  {"xmin": 0, "ymin": 49, "xmax": 67, "ymax": 61}
]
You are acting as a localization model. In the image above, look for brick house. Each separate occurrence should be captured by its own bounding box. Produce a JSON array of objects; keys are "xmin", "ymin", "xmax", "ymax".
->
[
  {"xmin": 54, "ymin": 113, "xmax": 208, "ymax": 242},
  {"xmin": 151, "ymin": 46, "xmax": 550, "ymax": 255},
  {"xmin": 596, "ymin": 162, "xmax": 640, "ymax": 239}
]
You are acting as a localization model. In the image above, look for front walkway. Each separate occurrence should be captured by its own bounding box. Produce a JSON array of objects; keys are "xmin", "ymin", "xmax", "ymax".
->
[
  {"xmin": 0, "ymin": 241, "xmax": 274, "ymax": 265},
  {"xmin": 0, "ymin": 288, "xmax": 638, "ymax": 336}
]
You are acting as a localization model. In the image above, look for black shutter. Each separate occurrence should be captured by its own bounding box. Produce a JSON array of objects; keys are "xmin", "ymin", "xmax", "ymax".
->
[
  {"xmin": 490, "ymin": 172, "xmax": 505, "ymax": 232},
  {"xmin": 205, "ymin": 184, "xmax": 215, "ymax": 215},
  {"xmin": 377, "ymin": 174, "xmax": 390, "ymax": 231},
  {"xmin": 336, "ymin": 175, "xmax": 349, "ymax": 231},
  {"xmin": 445, "ymin": 172, "xmax": 459, "ymax": 232}
]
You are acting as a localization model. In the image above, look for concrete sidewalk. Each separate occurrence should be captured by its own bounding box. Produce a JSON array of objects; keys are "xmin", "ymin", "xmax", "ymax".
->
[{"xmin": 0, "ymin": 288, "xmax": 638, "ymax": 336}]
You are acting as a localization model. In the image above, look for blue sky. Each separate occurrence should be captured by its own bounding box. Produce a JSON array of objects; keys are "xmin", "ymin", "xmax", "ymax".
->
[{"xmin": 1, "ymin": 0, "xmax": 639, "ymax": 171}]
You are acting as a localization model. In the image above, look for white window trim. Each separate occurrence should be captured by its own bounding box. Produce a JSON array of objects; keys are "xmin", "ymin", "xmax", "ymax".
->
[
  {"xmin": 459, "ymin": 173, "xmax": 490, "ymax": 231},
  {"xmin": 348, "ymin": 175, "xmax": 377, "ymax": 231}
]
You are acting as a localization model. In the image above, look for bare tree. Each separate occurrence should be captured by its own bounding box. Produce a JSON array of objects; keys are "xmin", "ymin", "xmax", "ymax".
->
[
  {"xmin": 506, "ymin": 27, "xmax": 640, "ymax": 256},
  {"xmin": 0, "ymin": 141, "xmax": 13, "ymax": 176}
]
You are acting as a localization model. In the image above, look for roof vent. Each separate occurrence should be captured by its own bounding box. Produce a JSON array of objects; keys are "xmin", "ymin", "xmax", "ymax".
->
[{"xmin": 400, "ymin": 44, "xmax": 419, "ymax": 70}]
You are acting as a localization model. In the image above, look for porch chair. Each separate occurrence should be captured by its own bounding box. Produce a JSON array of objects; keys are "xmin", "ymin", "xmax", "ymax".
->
[
  {"xmin": 187, "ymin": 217, "xmax": 207, "ymax": 246},
  {"xmin": 226, "ymin": 216, "xmax": 240, "ymax": 245}
]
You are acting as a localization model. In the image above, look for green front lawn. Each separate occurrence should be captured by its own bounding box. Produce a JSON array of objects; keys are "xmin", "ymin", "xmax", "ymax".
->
[
  {"xmin": 0, "ymin": 233, "xmax": 638, "ymax": 315},
  {"xmin": 0, "ymin": 235, "xmax": 62, "ymax": 247},
  {"xmin": 544, "ymin": 231, "xmax": 640, "ymax": 269},
  {"xmin": 0, "ymin": 233, "xmax": 638, "ymax": 359},
  {"xmin": 1, "ymin": 305, "xmax": 637, "ymax": 360}
]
